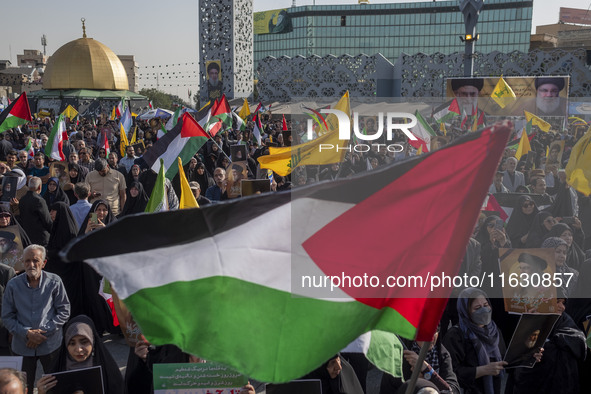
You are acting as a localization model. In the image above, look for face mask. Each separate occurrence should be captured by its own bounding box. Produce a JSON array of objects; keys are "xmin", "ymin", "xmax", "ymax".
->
[{"xmin": 471, "ymin": 306, "xmax": 492, "ymax": 326}]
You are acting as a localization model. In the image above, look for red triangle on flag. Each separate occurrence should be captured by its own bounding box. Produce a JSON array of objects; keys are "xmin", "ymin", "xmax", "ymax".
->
[
  {"xmin": 302, "ymin": 122, "xmax": 511, "ymax": 340},
  {"xmin": 181, "ymin": 113, "xmax": 208, "ymax": 138},
  {"xmin": 282, "ymin": 114, "xmax": 288, "ymax": 131}
]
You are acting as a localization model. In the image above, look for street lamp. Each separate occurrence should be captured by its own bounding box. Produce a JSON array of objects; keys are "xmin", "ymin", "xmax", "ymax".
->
[{"xmin": 458, "ymin": 0, "xmax": 484, "ymax": 77}]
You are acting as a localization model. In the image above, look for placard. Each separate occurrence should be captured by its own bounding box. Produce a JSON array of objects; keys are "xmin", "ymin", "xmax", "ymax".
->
[{"xmin": 153, "ymin": 362, "xmax": 247, "ymax": 393}]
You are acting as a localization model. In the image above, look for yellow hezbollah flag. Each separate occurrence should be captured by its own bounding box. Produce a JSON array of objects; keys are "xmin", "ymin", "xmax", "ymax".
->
[
  {"xmin": 130, "ymin": 127, "xmax": 137, "ymax": 144},
  {"xmin": 565, "ymin": 127, "xmax": 591, "ymax": 196},
  {"xmin": 258, "ymin": 92, "xmax": 350, "ymax": 176},
  {"xmin": 61, "ymin": 104, "xmax": 78, "ymax": 120},
  {"xmin": 515, "ymin": 127, "xmax": 531, "ymax": 161},
  {"xmin": 110, "ymin": 106, "xmax": 117, "ymax": 121},
  {"xmin": 178, "ymin": 157, "xmax": 199, "ymax": 209},
  {"xmin": 119, "ymin": 123, "xmax": 130, "ymax": 157},
  {"xmin": 491, "ymin": 76, "xmax": 516, "ymax": 109},
  {"xmin": 524, "ymin": 110, "xmax": 551, "ymax": 132},
  {"xmin": 238, "ymin": 98, "xmax": 251, "ymax": 120}
]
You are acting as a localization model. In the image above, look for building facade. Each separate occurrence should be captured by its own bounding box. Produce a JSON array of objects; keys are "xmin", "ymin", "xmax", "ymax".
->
[{"xmin": 254, "ymin": 0, "xmax": 532, "ymax": 69}]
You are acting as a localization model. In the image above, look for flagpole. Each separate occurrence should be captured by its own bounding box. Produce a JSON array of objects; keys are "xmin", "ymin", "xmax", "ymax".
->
[
  {"xmin": 187, "ymin": 112, "xmax": 233, "ymax": 163},
  {"xmin": 404, "ymin": 341, "xmax": 431, "ymax": 394}
]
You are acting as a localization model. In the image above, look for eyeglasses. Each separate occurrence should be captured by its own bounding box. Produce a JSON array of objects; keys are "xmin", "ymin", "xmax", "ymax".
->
[
  {"xmin": 0, "ymin": 214, "xmax": 11, "ymax": 218},
  {"xmin": 522, "ymin": 202, "xmax": 534, "ymax": 208}
]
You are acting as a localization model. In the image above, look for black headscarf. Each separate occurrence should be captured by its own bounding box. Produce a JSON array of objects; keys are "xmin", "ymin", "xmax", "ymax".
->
[
  {"xmin": 475, "ymin": 215, "xmax": 501, "ymax": 248},
  {"xmin": 303, "ymin": 354, "xmax": 364, "ymax": 394},
  {"xmin": 119, "ymin": 182, "xmax": 149, "ymax": 217},
  {"xmin": 125, "ymin": 164, "xmax": 142, "ymax": 187},
  {"xmin": 51, "ymin": 315, "xmax": 123, "ymax": 394},
  {"xmin": 0, "ymin": 204, "xmax": 30, "ymax": 247},
  {"xmin": 43, "ymin": 177, "xmax": 70, "ymax": 206},
  {"xmin": 524, "ymin": 211, "xmax": 552, "ymax": 248},
  {"xmin": 65, "ymin": 164, "xmax": 85, "ymax": 205},
  {"xmin": 506, "ymin": 195, "xmax": 539, "ymax": 247},
  {"xmin": 77, "ymin": 199, "xmax": 116, "ymax": 237},
  {"xmin": 193, "ymin": 162, "xmax": 213, "ymax": 194},
  {"xmin": 544, "ymin": 223, "xmax": 586, "ymax": 272}
]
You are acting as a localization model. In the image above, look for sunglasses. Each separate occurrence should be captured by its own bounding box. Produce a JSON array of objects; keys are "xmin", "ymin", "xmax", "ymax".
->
[{"xmin": 522, "ymin": 202, "xmax": 534, "ymax": 208}]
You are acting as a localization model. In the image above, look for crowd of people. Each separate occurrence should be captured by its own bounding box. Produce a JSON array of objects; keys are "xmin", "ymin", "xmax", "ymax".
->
[{"xmin": 0, "ymin": 105, "xmax": 588, "ymax": 394}]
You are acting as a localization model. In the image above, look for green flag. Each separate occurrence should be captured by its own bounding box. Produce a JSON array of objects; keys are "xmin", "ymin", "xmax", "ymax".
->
[{"xmin": 145, "ymin": 159, "xmax": 168, "ymax": 213}]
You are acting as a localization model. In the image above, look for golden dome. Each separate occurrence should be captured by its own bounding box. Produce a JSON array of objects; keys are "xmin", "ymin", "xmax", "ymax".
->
[{"xmin": 43, "ymin": 36, "xmax": 129, "ymax": 90}]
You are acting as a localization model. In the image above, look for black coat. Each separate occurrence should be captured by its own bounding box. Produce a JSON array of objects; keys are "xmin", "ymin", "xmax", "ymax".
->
[
  {"xmin": 443, "ymin": 326, "xmax": 507, "ymax": 394},
  {"xmin": 17, "ymin": 190, "xmax": 53, "ymax": 246}
]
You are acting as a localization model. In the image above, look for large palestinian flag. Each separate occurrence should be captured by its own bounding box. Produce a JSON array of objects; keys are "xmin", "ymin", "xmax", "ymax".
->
[
  {"xmin": 0, "ymin": 92, "xmax": 32, "ymax": 133},
  {"xmin": 61, "ymin": 121, "xmax": 511, "ymax": 383}
]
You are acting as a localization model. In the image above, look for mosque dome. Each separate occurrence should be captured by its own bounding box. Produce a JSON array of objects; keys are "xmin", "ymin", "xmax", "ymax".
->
[{"xmin": 43, "ymin": 24, "xmax": 129, "ymax": 90}]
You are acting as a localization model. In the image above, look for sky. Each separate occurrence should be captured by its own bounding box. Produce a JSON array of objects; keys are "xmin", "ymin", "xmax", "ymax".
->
[{"xmin": 1, "ymin": 0, "xmax": 589, "ymax": 103}]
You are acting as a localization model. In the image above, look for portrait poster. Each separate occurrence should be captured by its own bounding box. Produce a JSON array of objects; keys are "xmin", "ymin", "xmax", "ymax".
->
[
  {"xmin": 130, "ymin": 141, "xmax": 146, "ymax": 157},
  {"xmin": 499, "ymin": 248, "xmax": 557, "ymax": 314},
  {"xmin": 1, "ymin": 176, "xmax": 17, "ymax": 202},
  {"xmin": 504, "ymin": 313, "xmax": 559, "ymax": 368},
  {"xmin": 153, "ymin": 362, "xmax": 246, "ymax": 393},
  {"xmin": 230, "ymin": 144, "xmax": 247, "ymax": 162},
  {"xmin": 545, "ymin": 140, "xmax": 565, "ymax": 168},
  {"xmin": 241, "ymin": 180, "xmax": 271, "ymax": 196},
  {"xmin": 206, "ymin": 60, "xmax": 223, "ymax": 101},
  {"xmin": 226, "ymin": 161, "xmax": 247, "ymax": 199},
  {"xmin": 45, "ymin": 366, "xmax": 104, "ymax": 394},
  {"xmin": 0, "ymin": 225, "xmax": 25, "ymax": 272},
  {"xmin": 445, "ymin": 76, "xmax": 570, "ymax": 119},
  {"xmin": 111, "ymin": 289, "xmax": 142, "ymax": 347},
  {"xmin": 49, "ymin": 161, "xmax": 68, "ymax": 180}
]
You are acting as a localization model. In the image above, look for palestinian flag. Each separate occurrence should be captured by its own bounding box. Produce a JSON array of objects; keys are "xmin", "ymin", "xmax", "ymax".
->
[
  {"xmin": 252, "ymin": 113, "xmax": 263, "ymax": 145},
  {"xmin": 142, "ymin": 106, "xmax": 211, "ymax": 180},
  {"xmin": 432, "ymin": 99, "xmax": 460, "ymax": 123},
  {"xmin": 232, "ymin": 112, "xmax": 246, "ymax": 133},
  {"xmin": 61, "ymin": 121, "xmax": 510, "ymax": 383},
  {"xmin": 206, "ymin": 95, "xmax": 232, "ymax": 136},
  {"xmin": 165, "ymin": 107, "xmax": 183, "ymax": 131},
  {"xmin": 0, "ymin": 92, "xmax": 32, "ymax": 133},
  {"xmin": 45, "ymin": 114, "xmax": 66, "ymax": 161}
]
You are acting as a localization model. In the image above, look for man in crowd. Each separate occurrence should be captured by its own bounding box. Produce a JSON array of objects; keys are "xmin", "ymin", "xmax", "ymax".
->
[
  {"xmin": 77, "ymin": 148, "xmax": 95, "ymax": 173},
  {"xmin": 205, "ymin": 167, "xmax": 227, "ymax": 202},
  {"xmin": 69, "ymin": 182, "xmax": 93, "ymax": 230},
  {"xmin": 15, "ymin": 151, "xmax": 29, "ymax": 173},
  {"xmin": 489, "ymin": 171, "xmax": 508, "ymax": 194},
  {"xmin": 26, "ymin": 153, "xmax": 49, "ymax": 195},
  {"xmin": 2, "ymin": 245, "xmax": 70, "ymax": 390},
  {"xmin": 502, "ymin": 157, "xmax": 525, "ymax": 192},
  {"xmin": 189, "ymin": 181, "xmax": 211, "ymax": 206},
  {"xmin": 86, "ymin": 159, "xmax": 126, "ymax": 216},
  {"xmin": 119, "ymin": 145, "xmax": 138, "ymax": 173},
  {"xmin": 5, "ymin": 151, "xmax": 17, "ymax": 170},
  {"xmin": 17, "ymin": 177, "xmax": 53, "ymax": 246},
  {"xmin": 0, "ymin": 369, "xmax": 27, "ymax": 394}
]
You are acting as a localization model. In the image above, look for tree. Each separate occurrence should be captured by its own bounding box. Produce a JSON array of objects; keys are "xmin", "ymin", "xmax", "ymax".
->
[{"xmin": 139, "ymin": 89, "xmax": 191, "ymax": 110}]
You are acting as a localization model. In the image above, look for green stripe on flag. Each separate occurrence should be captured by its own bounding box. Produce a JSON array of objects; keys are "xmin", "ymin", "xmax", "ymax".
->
[
  {"xmin": 124, "ymin": 276, "xmax": 415, "ymax": 383},
  {"xmin": 145, "ymin": 159, "xmax": 167, "ymax": 212}
]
